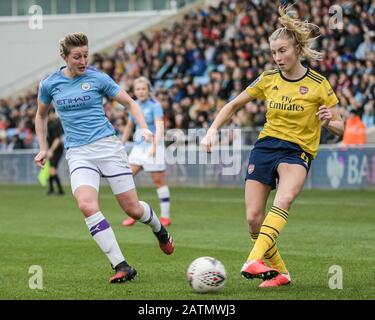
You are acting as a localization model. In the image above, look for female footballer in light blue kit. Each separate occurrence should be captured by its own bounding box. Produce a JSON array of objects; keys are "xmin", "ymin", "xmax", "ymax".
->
[
  {"xmin": 34, "ymin": 33, "xmax": 174, "ymax": 284},
  {"xmin": 121, "ymin": 77, "xmax": 172, "ymax": 227}
]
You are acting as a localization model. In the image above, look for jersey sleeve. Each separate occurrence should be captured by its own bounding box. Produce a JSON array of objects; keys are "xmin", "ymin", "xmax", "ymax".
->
[
  {"xmin": 318, "ymin": 78, "xmax": 339, "ymax": 108},
  {"xmin": 99, "ymin": 72, "xmax": 121, "ymax": 98},
  {"xmin": 245, "ymin": 73, "xmax": 266, "ymax": 100},
  {"xmin": 38, "ymin": 79, "xmax": 52, "ymax": 105}
]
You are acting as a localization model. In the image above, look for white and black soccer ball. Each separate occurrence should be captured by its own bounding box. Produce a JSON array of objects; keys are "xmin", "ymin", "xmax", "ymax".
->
[{"xmin": 187, "ymin": 257, "xmax": 227, "ymax": 293}]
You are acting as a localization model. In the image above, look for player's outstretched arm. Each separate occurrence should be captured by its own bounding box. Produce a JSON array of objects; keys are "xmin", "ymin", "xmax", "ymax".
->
[
  {"xmin": 201, "ymin": 90, "xmax": 253, "ymax": 152},
  {"xmin": 34, "ymin": 100, "xmax": 50, "ymax": 167},
  {"xmin": 316, "ymin": 105, "xmax": 344, "ymax": 136},
  {"xmin": 114, "ymin": 89, "xmax": 153, "ymax": 142}
]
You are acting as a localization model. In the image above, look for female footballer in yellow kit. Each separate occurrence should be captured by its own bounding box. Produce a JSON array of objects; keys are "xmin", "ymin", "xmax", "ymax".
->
[{"xmin": 201, "ymin": 7, "xmax": 344, "ymax": 287}]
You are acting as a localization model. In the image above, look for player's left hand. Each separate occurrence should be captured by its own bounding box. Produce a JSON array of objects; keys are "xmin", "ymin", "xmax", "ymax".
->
[{"xmin": 316, "ymin": 105, "xmax": 332, "ymax": 127}]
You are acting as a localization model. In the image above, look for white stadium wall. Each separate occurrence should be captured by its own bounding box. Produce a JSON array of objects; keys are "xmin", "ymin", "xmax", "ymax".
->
[{"xmin": 0, "ymin": 11, "xmax": 176, "ymax": 98}]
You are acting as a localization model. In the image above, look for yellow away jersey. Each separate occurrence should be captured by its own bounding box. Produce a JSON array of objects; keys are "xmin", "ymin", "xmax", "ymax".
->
[{"xmin": 246, "ymin": 68, "xmax": 339, "ymax": 158}]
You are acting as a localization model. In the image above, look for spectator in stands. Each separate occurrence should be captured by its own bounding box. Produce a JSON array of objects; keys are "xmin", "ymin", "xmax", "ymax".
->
[
  {"xmin": 0, "ymin": 114, "xmax": 8, "ymax": 131},
  {"xmin": 343, "ymin": 109, "xmax": 367, "ymax": 145},
  {"xmin": 169, "ymin": 54, "xmax": 188, "ymax": 79},
  {"xmin": 355, "ymin": 34, "xmax": 375, "ymax": 60},
  {"xmin": 7, "ymin": 134, "xmax": 25, "ymax": 150},
  {"xmin": 362, "ymin": 101, "xmax": 374, "ymax": 128},
  {"xmin": 187, "ymin": 51, "xmax": 206, "ymax": 77},
  {"xmin": 17, "ymin": 119, "xmax": 33, "ymax": 148}
]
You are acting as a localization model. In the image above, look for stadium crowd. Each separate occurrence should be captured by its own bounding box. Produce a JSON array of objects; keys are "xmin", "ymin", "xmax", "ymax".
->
[{"xmin": 0, "ymin": 0, "xmax": 374, "ymax": 150}]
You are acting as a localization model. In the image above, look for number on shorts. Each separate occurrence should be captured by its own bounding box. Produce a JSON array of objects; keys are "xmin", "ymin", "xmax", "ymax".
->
[{"xmin": 300, "ymin": 152, "xmax": 309, "ymax": 163}]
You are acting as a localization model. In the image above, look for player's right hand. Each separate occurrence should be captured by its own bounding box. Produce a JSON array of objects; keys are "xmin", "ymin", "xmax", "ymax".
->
[
  {"xmin": 201, "ymin": 129, "xmax": 218, "ymax": 153},
  {"xmin": 141, "ymin": 128, "xmax": 154, "ymax": 143},
  {"xmin": 34, "ymin": 150, "xmax": 47, "ymax": 168},
  {"xmin": 316, "ymin": 105, "xmax": 332, "ymax": 127}
]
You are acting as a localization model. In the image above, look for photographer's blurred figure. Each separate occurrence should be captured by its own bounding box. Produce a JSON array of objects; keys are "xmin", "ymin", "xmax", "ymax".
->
[{"xmin": 47, "ymin": 108, "xmax": 65, "ymax": 195}]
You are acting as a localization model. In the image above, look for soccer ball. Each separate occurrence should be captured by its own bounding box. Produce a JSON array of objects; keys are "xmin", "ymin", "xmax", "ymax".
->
[{"xmin": 187, "ymin": 256, "xmax": 227, "ymax": 293}]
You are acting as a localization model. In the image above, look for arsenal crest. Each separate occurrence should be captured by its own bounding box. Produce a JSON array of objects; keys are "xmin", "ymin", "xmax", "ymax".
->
[{"xmin": 300, "ymin": 86, "xmax": 309, "ymax": 95}]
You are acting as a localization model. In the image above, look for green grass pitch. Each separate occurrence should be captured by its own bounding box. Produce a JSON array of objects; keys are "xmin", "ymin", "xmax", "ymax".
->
[{"xmin": 0, "ymin": 185, "xmax": 374, "ymax": 300}]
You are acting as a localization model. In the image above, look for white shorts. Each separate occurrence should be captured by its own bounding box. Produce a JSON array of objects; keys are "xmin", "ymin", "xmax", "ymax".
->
[
  {"xmin": 65, "ymin": 135, "xmax": 135, "ymax": 195},
  {"xmin": 128, "ymin": 142, "xmax": 166, "ymax": 172}
]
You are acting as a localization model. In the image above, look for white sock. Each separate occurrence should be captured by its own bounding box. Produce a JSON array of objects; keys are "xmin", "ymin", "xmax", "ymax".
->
[
  {"xmin": 85, "ymin": 211, "xmax": 125, "ymax": 267},
  {"xmin": 139, "ymin": 201, "xmax": 162, "ymax": 232},
  {"xmin": 157, "ymin": 185, "xmax": 170, "ymax": 218}
]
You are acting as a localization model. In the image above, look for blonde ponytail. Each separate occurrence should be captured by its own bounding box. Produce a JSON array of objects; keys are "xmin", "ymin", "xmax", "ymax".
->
[{"xmin": 269, "ymin": 6, "xmax": 322, "ymax": 61}]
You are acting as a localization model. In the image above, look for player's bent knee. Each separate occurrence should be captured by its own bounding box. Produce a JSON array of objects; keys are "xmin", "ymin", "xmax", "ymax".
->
[
  {"xmin": 154, "ymin": 181, "xmax": 163, "ymax": 188},
  {"xmin": 78, "ymin": 201, "xmax": 99, "ymax": 216},
  {"xmin": 152, "ymin": 174, "xmax": 165, "ymax": 187},
  {"xmin": 274, "ymin": 193, "xmax": 296, "ymax": 210},
  {"xmin": 123, "ymin": 202, "xmax": 143, "ymax": 219},
  {"xmin": 155, "ymin": 181, "xmax": 166, "ymax": 189},
  {"xmin": 246, "ymin": 210, "xmax": 264, "ymax": 230}
]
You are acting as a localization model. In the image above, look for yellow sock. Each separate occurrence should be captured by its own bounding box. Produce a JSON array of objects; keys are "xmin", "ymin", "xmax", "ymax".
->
[
  {"xmin": 248, "ymin": 206, "xmax": 289, "ymax": 261},
  {"xmin": 264, "ymin": 242, "xmax": 288, "ymax": 274},
  {"xmin": 250, "ymin": 232, "xmax": 259, "ymax": 244},
  {"xmin": 250, "ymin": 232, "xmax": 288, "ymax": 274}
]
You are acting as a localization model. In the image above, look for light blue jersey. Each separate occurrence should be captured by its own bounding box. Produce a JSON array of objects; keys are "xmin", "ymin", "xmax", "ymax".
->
[
  {"xmin": 38, "ymin": 66, "xmax": 120, "ymax": 148},
  {"xmin": 129, "ymin": 98, "xmax": 163, "ymax": 144}
]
